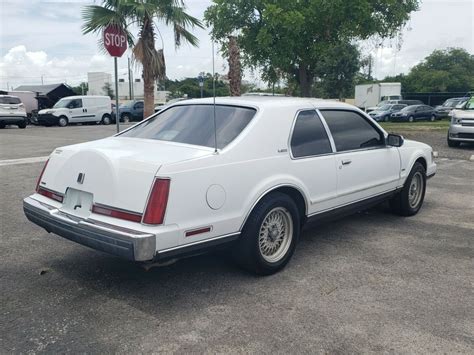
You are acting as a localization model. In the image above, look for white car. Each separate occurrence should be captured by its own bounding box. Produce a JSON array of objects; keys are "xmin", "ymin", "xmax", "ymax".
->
[
  {"xmin": 0, "ymin": 95, "xmax": 28, "ymax": 128},
  {"xmin": 37, "ymin": 95, "xmax": 112, "ymax": 127},
  {"xmin": 447, "ymin": 96, "xmax": 474, "ymax": 147},
  {"xmin": 23, "ymin": 97, "xmax": 436, "ymax": 275}
]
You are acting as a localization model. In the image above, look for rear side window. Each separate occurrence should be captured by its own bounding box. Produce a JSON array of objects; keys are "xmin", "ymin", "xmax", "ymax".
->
[
  {"xmin": 119, "ymin": 104, "xmax": 255, "ymax": 149},
  {"xmin": 0, "ymin": 96, "xmax": 21, "ymax": 104},
  {"xmin": 321, "ymin": 110, "xmax": 384, "ymax": 152},
  {"xmin": 290, "ymin": 110, "xmax": 332, "ymax": 158}
]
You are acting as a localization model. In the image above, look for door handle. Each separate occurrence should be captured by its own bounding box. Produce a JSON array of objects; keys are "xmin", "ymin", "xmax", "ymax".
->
[{"xmin": 341, "ymin": 159, "xmax": 352, "ymax": 165}]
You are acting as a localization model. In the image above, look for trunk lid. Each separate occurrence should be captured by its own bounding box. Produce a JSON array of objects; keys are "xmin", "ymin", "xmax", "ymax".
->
[{"xmin": 39, "ymin": 137, "xmax": 213, "ymax": 214}]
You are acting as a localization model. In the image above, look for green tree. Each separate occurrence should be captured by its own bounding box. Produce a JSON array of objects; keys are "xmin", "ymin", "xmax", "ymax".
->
[
  {"xmin": 102, "ymin": 82, "xmax": 115, "ymax": 99},
  {"xmin": 71, "ymin": 82, "xmax": 88, "ymax": 95},
  {"xmin": 404, "ymin": 48, "xmax": 474, "ymax": 92},
  {"xmin": 205, "ymin": 0, "xmax": 419, "ymax": 97},
  {"xmin": 82, "ymin": 0, "xmax": 203, "ymax": 117}
]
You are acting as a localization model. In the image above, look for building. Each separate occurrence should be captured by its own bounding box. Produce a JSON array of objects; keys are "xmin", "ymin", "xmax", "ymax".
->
[
  {"xmin": 87, "ymin": 72, "xmax": 169, "ymax": 103},
  {"xmin": 13, "ymin": 83, "xmax": 76, "ymax": 110}
]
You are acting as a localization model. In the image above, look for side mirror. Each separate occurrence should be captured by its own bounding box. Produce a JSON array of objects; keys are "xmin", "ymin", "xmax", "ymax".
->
[{"xmin": 387, "ymin": 134, "xmax": 404, "ymax": 147}]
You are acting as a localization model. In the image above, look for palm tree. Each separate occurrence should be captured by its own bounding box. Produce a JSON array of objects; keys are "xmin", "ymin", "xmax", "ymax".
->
[{"xmin": 82, "ymin": 0, "xmax": 203, "ymax": 117}]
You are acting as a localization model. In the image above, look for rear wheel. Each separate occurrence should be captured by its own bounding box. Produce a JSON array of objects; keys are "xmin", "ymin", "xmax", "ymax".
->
[
  {"xmin": 0, "ymin": 122, "xmax": 5, "ymax": 129},
  {"xmin": 58, "ymin": 116, "xmax": 68, "ymax": 127},
  {"xmin": 430, "ymin": 114, "xmax": 436, "ymax": 122},
  {"xmin": 384, "ymin": 116, "xmax": 389, "ymax": 122},
  {"xmin": 408, "ymin": 116, "xmax": 414, "ymax": 123},
  {"xmin": 390, "ymin": 162, "xmax": 426, "ymax": 216},
  {"xmin": 18, "ymin": 120, "xmax": 27, "ymax": 129},
  {"xmin": 101, "ymin": 114, "xmax": 111, "ymax": 125},
  {"xmin": 233, "ymin": 192, "xmax": 300, "ymax": 275}
]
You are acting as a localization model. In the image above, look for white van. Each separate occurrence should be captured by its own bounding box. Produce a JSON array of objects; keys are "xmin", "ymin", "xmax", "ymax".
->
[{"xmin": 37, "ymin": 96, "xmax": 112, "ymax": 127}]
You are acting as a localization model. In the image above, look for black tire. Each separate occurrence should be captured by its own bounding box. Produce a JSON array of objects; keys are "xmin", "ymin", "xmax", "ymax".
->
[
  {"xmin": 390, "ymin": 162, "xmax": 426, "ymax": 217},
  {"xmin": 0, "ymin": 122, "xmax": 5, "ymax": 129},
  {"xmin": 447, "ymin": 134, "xmax": 460, "ymax": 147},
  {"xmin": 58, "ymin": 116, "xmax": 68, "ymax": 127},
  {"xmin": 233, "ymin": 192, "xmax": 300, "ymax": 275},
  {"xmin": 384, "ymin": 116, "xmax": 389, "ymax": 122},
  {"xmin": 121, "ymin": 114, "xmax": 131, "ymax": 123},
  {"xmin": 408, "ymin": 116, "xmax": 414, "ymax": 123},
  {"xmin": 101, "ymin": 114, "xmax": 111, "ymax": 125},
  {"xmin": 18, "ymin": 120, "xmax": 27, "ymax": 129},
  {"xmin": 430, "ymin": 114, "xmax": 436, "ymax": 122}
]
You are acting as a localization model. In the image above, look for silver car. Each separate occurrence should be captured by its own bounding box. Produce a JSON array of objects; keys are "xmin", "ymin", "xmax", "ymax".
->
[{"xmin": 448, "ymin": 97, "xmax": 474, "ymax": 147}]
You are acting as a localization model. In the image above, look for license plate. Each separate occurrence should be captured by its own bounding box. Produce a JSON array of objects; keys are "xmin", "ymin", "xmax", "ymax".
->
[{"xmin": 61, "ymin": 188, "xmax": 93, "ymax": 218}]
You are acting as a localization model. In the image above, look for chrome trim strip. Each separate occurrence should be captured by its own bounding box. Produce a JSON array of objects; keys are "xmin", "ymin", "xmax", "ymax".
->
[{"xmin": 158, "ymin": 232, "xmax": 239, "ymax": 254}]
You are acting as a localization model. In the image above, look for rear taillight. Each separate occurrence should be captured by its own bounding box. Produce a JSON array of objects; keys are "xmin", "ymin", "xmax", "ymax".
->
[
  {"xmin": 92, "ymin": 204, "xmax": 142, "ymax": 223},
  {"xmin": 143, "ymin": 178, "xmax": 170, "ymax": 225},
  {"xmin": 36, "ymin": 159, "xmax": 49, "ymax": 192},
  {"xmin": 37, "ymin": 187, "xmax": 63, "ymax": 202}
]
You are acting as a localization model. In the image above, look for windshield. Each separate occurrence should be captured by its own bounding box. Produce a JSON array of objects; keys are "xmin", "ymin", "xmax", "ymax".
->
[
  {"xmin": 443, "ymin": 99, "xmax": 460, "ymax": 107},
  {"xmin": 53, "ymin": 99, "xmax": 71, "ymax": 108},
  {"xmin": 376, "ymin": 105, "xmax": 391, "ymax": 111},
  {"xmin": 119, "ymin": 104, "xmax": 256, "ymax": 149}
]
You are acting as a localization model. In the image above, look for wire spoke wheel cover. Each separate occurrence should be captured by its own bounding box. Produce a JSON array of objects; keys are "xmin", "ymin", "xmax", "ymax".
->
[
  {"xmin": 408, "ymin": 171, "xmax": 424, "ymax": 208},
  {"xmin": 258, "ymin": 207, "xmax": 293, "ymax": 263}
]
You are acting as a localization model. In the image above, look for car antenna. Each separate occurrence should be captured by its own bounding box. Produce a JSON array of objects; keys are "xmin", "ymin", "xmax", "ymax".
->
[{"xmin": 212, "ymin": 40, "xmax": 218, "ymax": 154}]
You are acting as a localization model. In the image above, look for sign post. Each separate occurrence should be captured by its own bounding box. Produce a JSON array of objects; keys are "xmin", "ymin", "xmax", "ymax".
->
[{"xmin": 103, "ymin": 25, "xmax": 127, "ymax": 133}]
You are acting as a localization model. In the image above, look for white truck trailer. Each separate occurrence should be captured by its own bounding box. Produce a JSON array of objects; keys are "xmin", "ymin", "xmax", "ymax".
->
[{"xmin": 354, "ymin": 83, "xmax": 402, "ymax": 111}]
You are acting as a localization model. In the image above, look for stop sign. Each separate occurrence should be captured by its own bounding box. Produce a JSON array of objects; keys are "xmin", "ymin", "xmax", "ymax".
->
[{"xmin": 103, "ymin": 25, "xmax": 127, "ymax": 57}]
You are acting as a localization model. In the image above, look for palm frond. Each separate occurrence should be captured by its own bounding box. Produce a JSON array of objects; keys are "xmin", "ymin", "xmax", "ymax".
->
[{"xmin": 132, "ymin": 37, "xmax": 166, "ymax": 81}]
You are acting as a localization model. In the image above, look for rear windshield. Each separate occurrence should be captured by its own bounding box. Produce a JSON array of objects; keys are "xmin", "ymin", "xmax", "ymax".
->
[
  {"xmin": 119, "ymin": 104, "xmax": 256, "ymax": 149},
  {"xmin": 0, "ymin": 96, "xmax": 21, "ymax": 104},
  {"xmin": 400, "ymin": 106, "xmax": 417, "ymax": 112}
]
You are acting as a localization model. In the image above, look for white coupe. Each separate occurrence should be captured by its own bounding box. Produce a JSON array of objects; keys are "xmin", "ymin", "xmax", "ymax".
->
[{"xmin": 24, "ymin": 97, "xmax": 436, "ymax": 275}]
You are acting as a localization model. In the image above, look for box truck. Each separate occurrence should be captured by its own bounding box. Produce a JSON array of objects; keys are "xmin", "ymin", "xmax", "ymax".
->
[{"xmin": 355, "ymin": 83, "xmax": 402, "ymax": 111}]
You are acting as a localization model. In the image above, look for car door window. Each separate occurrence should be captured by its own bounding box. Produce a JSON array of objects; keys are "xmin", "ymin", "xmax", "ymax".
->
[
  {"xmin": 320, "ymin": 110, "xmax": 384, "ymax": 152},
  {"xmin": 69, "ymin": 99, "xmax": 82, "ymax": 109},
  {"xmin": 135, "ymin": 102, "xmax": 144, "ymax": 109},
  {"xmin": 290, "ymin": 110, "xmax": 332, "ymax": 158}
]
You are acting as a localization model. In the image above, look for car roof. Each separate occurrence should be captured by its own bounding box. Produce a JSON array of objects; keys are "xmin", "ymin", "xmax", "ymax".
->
[{"xmin": 171, "ymin": 96, "xmax": 353, "ymax": 110}]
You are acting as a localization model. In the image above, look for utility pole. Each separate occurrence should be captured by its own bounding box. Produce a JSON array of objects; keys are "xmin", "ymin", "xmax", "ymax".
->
[
  {"xmin": 41, "ymin": 75, "xmax": 44, "ymax": 85},
  {"xmin": 128, "ymin": 57, "xmax": 132, "ymax": 99}
]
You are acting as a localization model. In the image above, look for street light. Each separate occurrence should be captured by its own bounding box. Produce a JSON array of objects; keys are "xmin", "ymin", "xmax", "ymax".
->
[{"xmin": 198, "ymin": 72, "xmax": 205, "ymax": 98}]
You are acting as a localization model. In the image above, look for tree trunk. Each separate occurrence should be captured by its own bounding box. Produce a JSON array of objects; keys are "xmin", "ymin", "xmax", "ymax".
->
[
  {"xmin": 228, "ymin": 36, "xmax": 241, "ymax": 96},
  {"xmin": 142, "ymin": 17, "xmax": 156, "ymax": 118},
  {"xmin": 298, "ymin": 65, "xmax": 312, "ymax": 97}
]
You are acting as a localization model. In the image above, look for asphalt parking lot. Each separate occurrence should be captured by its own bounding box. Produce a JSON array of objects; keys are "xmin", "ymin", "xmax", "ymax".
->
[{"xmin": 1, "ymin": 125, "xmax": 473, "ymax": 353}]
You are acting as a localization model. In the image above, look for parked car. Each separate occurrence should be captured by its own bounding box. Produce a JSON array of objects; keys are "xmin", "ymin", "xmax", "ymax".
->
[
  {"xmin": 367, "ymin": 99, "xmax": 422, "ymax": 113},
  {"xmin": 37, "ymin": 96, "xmax": 112, "ymax": 127},
  {"xmin": 434, "ymin": 97, "xmax": 468, "ymax": 118},
  {"xmin": 391, "ymin": 104, "xmax": 437, "ymax": 122},
  {"xmin": 119, "ymin": 100, "xmax": 144, "ymax": 123},
  {"xmin": 447, "ymin": 97, "xmax": 474, "ymax": 147},
  {"xmin": 23, "ymin": 97, "xmax": 436, "ymax": 275},
  {"xmin": 368, "ymin": 104, "xmax": 407, "ymax": 122},
  {"xmin": 0, "ymin": 95, "xmax": 28, "ymax": 129}
]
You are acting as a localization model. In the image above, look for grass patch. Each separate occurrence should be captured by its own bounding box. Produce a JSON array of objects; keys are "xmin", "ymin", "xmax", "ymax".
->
[{"xmin": 380, "ymin": 120, "xmax": 449, "ymax": 132}]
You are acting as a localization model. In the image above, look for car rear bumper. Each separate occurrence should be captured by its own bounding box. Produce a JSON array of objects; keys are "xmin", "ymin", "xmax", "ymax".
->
[
  {"xmin": 0, "ymin": 115, "xmax": 27, "ymax": 124},
  {"xmin": 23, "ymin": 196, "xmax": 156, "ymax": 261}
]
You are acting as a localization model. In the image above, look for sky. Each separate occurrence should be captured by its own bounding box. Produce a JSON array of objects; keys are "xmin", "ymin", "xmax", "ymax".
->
[{"xmin": 0, "ymin": 0, "xmax": 473, "ymax": 91}]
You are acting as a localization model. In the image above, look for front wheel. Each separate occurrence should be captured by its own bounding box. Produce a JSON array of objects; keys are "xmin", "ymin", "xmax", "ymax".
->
[
  {"xmin": 58, "ymin": 116, "xmax": 68, "ymax": 127},
  {"xmin": 430, "ymin": 114, "xmax": 436, "ymax": 122},
  {"xmin": 390, "ymin": 162, "xmax": 426, "ymax": 216},
  {"xmin": 18, "ymin": 120, "xmax": 27, "ymax": 129},
  {"xmin": 447, "ymin": 134, "xmax": 460, "ymax": 148},
  {"xmin": 384, "ymin": 116, "xmax": 389, "ymax": 122},
  {"xmin": 408, "ymin": 116, "xmax": 414, "ymax": 123},
  {"xmin": 121, "ymin": 114, "xmax": 131, "ymax": 123},
  {"xmin": 233, "ymin": 192, "xmax": 300, "ymax": 275}
]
